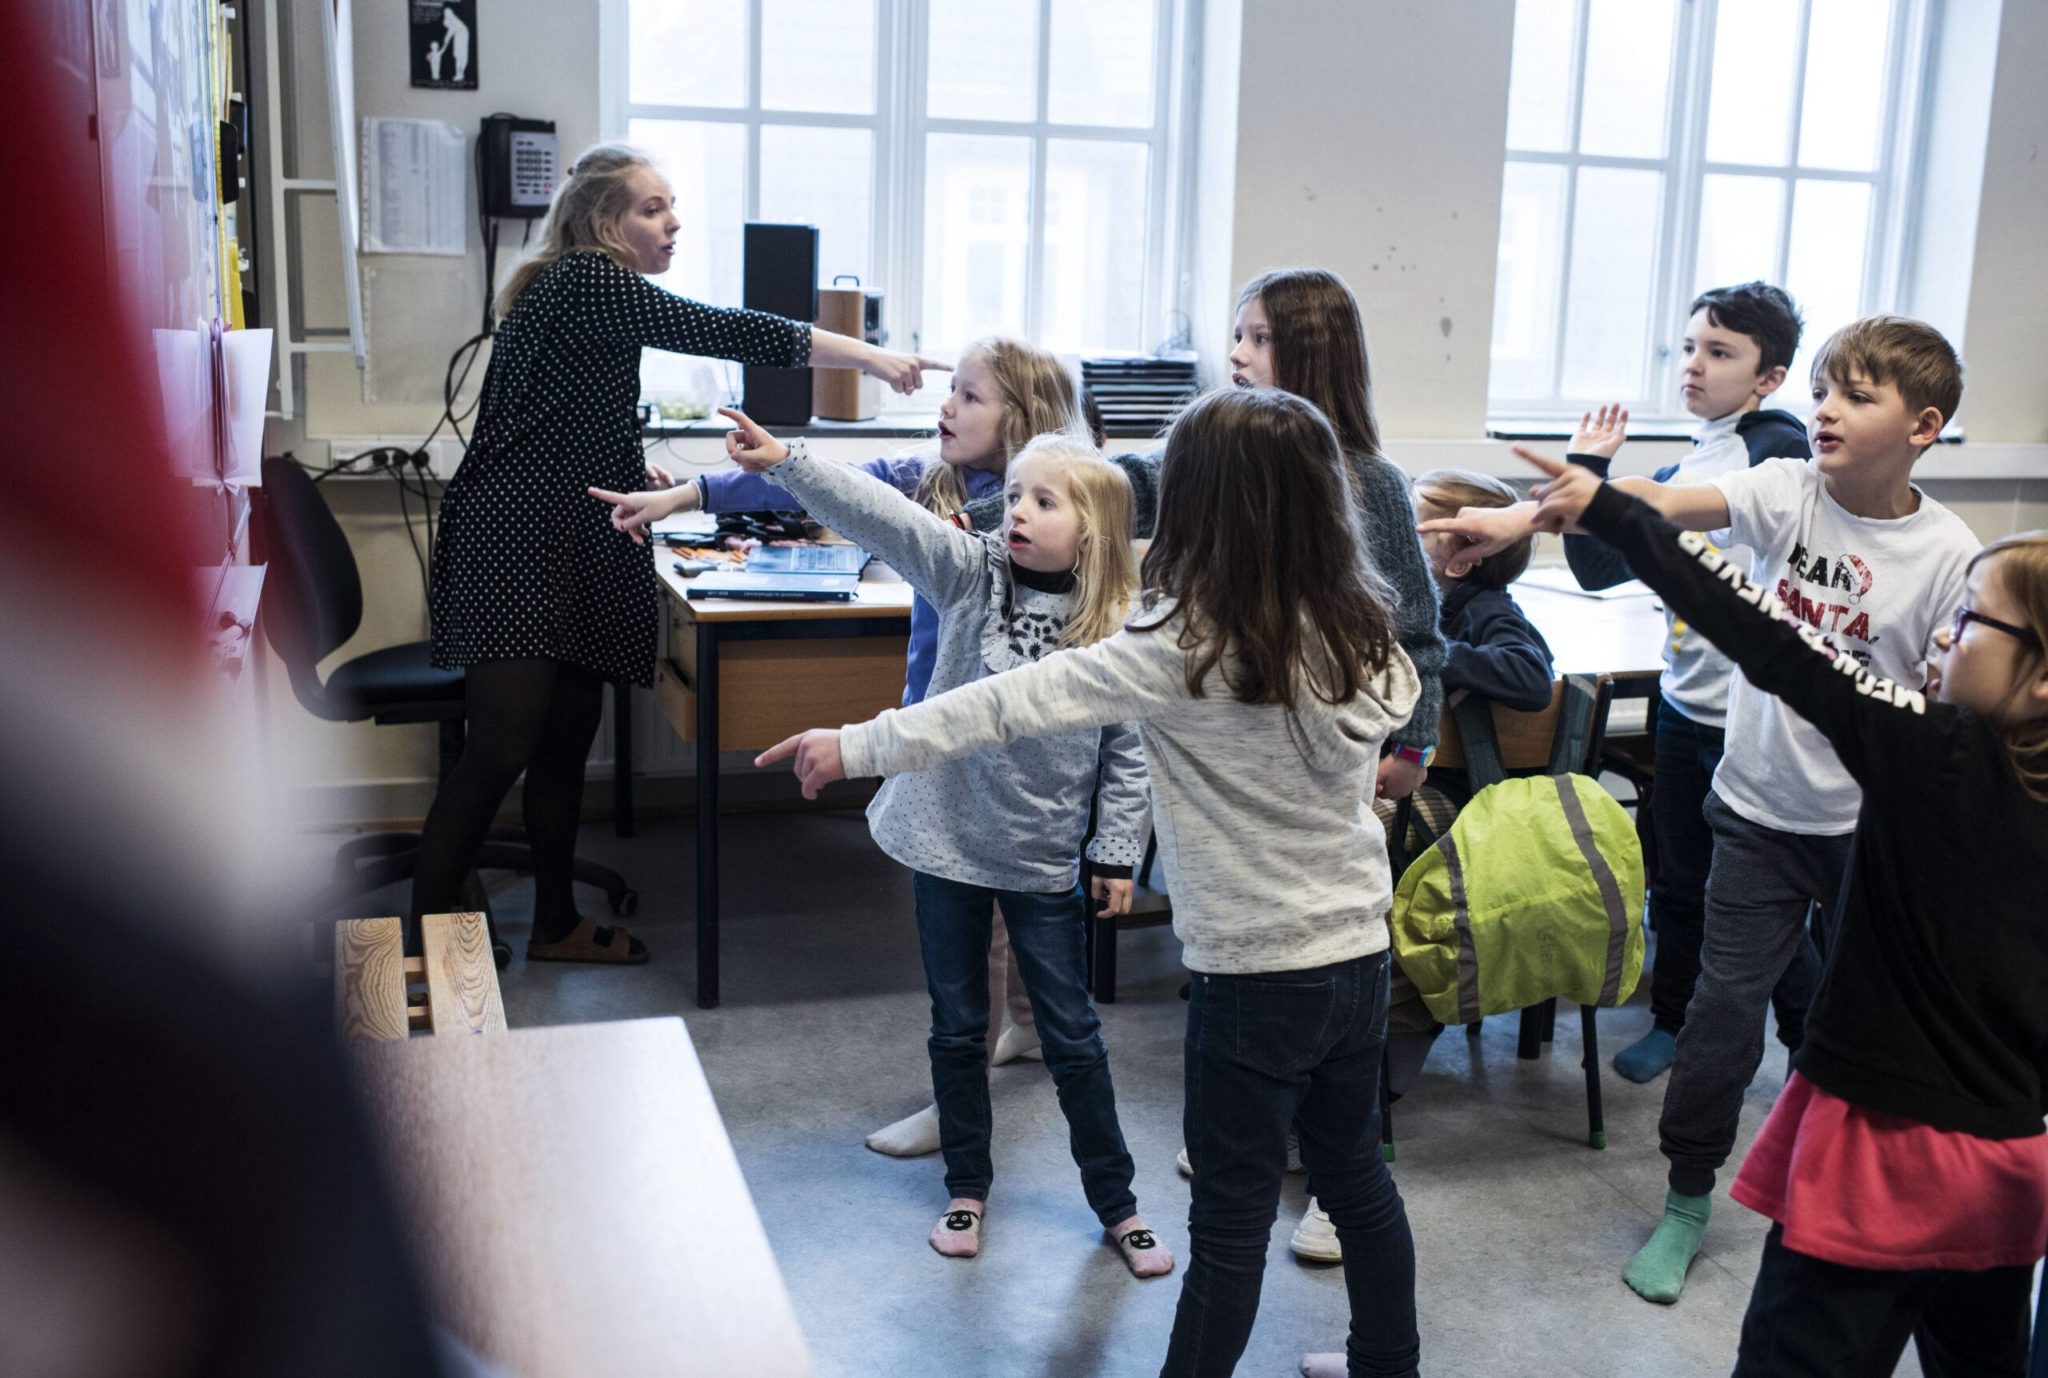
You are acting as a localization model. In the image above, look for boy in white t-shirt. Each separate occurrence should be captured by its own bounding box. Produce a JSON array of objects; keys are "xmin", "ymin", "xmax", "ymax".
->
[
  {"xmin": 1424, "ymin": 316, "xmax": 1980, "ymax": 1305},
  {"xmin": 1563, "ymin": 282, "xmax": 1824, "ymax": 1087}
]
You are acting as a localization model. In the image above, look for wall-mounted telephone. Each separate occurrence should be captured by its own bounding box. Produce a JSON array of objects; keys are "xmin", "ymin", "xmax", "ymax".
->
[{"xmin": 479, "ymin": 114, "xmax": 558, "ymax": 220}]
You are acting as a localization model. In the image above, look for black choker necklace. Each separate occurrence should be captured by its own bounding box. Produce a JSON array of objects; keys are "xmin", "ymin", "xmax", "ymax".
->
[{"xmin": 1009, "ymin": 561, "xmax": 1077, "ymax": 593}]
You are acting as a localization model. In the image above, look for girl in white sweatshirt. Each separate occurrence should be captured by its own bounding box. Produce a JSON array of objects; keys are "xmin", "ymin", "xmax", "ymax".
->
[{"xmin": 760, "ymin": 388, "xmax": 1425, "ymax": 1378}]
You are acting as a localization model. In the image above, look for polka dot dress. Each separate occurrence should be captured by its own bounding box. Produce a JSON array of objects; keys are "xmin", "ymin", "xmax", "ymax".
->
[{"xmin": 430, "ymin": 251, "xmax": 812, "ymax": 686}]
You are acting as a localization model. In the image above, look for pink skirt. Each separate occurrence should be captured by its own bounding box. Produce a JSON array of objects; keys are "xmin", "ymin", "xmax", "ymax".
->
[{"xmin": 1732, "ymin": 1073, "xmax": 2048, "ymax": 1272}]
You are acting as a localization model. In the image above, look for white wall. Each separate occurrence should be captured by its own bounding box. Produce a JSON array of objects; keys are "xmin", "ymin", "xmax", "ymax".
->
[
  {"xmin": 1953, "ymin": 0, "xmax": 2048, "ymax": 445},
  {"xmin": 1224, "ymin": 0, "xmax": 1516, "ymax": 442}
]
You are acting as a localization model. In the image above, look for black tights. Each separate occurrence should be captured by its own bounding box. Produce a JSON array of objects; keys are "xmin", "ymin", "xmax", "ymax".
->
[{"xmin": 410, "ymin": 657, "xmax": 605, "ymax": 943}]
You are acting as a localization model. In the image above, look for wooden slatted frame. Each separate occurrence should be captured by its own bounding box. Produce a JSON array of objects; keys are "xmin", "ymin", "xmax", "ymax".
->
[{"xmin": 334, "ymin": 912, "xmax": 506, "ymax": 1039}]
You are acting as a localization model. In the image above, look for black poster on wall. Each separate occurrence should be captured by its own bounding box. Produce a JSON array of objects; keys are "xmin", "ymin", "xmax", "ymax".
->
[{"xmin": 410, "ymin": 0, "xmax": 478, "ymax": 90}]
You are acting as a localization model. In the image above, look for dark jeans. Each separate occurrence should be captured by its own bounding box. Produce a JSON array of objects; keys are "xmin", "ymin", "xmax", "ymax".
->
[
  {"xmin": 910, "ymin": 871, "xmax": 1137, "ymax": 1228},
  {"xmin": 1735, "ymin": 1224, "xmax": 2034, "ymax": 1376},
  {"xmin": 1648, "ymin": 702, "xmax": 1819, "ymax": 1044},
  {"xmin": 1660, "ymin": 793, "xmax": 1851, "ymax": 1197},
  {"xmin": 1162, "ymin": 952, "xmax": 1418, "ymax": 1378}
]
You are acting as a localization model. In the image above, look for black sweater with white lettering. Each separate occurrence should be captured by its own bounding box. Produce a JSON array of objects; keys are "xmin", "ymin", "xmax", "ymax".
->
[{"xmin": 1580, "ymin": 483, "xmax": 2048, "ymax": 1139}]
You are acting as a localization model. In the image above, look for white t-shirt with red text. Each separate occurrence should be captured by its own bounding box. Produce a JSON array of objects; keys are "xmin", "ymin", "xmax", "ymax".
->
[{"xmin": 1706, "ymin": 457, "xmax": 1977, "ymax": 836}]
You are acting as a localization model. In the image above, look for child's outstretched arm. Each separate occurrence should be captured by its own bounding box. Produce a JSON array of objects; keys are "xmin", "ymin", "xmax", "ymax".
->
[
  {"xmin": 1517, "ymin": 450, "xmax": 1954, "ymax": 789},
  {"xmin": 1086, "ymin": 723, "xmax": 1150, "ymax": 918},
  {"xmin": 1418, "ymin": 442, "xmax": 1733, "ymax": 564},
  {"xmin": 756, "ymin": 624, "xmax": 1186, "ymax": 798},
  {"xmin": 719, "ymin": 408, "xmax": 986, "ymax": 606}
]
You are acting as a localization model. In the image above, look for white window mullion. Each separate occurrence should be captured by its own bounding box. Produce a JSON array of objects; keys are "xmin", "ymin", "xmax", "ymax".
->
[
  {"xmin": 1165, "ymin": 0, "xmax": 1203, "ymax": 351},
  {"xmin": 1144, "ymin": 0, "xmax": 1180, "ymax": 351},
  {"xmin": 1772, "ymin": 0, "xmax": 1814, "ymax": 287},
  {"xmin": 1547, "ymin": 0, "xmax": 1594, "ymax": 403},
  {"xmin": 866, "ymin": 0, "xmax": 896, "ymax": 315},
  {"xmin": 1022, "ymin": 0, "xmax": 1054, "ymax": 343},
  {"xmin": 1651, "ymin": 0, "xmax": 1712, "ymax": 410},
  {"xmin": 892, "ymin": 0, "xmax": 929, "ymax": 360},
  {"xmin": 743, "ymin": 0, "xmax": 764, "ymax": 222},
  {"xmin": 1868, "ymin": 0, "xmax": 1925, "ymax": 315}
]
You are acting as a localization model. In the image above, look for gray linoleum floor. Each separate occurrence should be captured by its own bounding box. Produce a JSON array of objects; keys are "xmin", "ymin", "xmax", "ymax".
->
[{"xmin": 372, "ymin": 805, "xmax": 1928, "ymax": 1378}]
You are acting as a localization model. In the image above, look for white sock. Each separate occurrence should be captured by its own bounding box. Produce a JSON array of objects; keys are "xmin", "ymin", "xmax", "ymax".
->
[
  {"xmin": 992, "ymin": 1022, "xmax": 1042, "ymax": 1066},
  {"xmin": 865, "ymin": 1103, "xmax": 942, "ymax": 1157}
]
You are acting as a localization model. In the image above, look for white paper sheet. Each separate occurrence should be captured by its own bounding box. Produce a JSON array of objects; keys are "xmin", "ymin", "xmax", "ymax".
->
[
  {"xmin": 362, "ymin": 117, "xmax": 468, "ymax": 256},
  {"xmin": 221, "ymin": 328, "xmax": 274, "ymax": 486}
]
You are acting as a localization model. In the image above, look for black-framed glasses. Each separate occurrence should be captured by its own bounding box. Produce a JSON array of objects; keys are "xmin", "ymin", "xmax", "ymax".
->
[{"xmin": 1952, "ymin": 605, "xmax": 2042, "ymax": 650}]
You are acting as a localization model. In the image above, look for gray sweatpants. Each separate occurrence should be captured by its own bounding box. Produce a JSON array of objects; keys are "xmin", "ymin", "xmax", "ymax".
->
[{"xmin": 1658, "ymin": 791, "xmax": 1851, "ymax": 1198}]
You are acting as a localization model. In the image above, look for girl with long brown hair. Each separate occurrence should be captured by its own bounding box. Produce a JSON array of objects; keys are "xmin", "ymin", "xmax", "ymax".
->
[{"xmin": 758, "ymin": 387, "xmax": 1427, "ymax": 1376}]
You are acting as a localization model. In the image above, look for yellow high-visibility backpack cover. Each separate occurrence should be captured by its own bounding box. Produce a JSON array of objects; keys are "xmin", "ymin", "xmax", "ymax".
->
[{"xmin": 1391, "ymin": 773, "xmax": 1645, "ymax": 1026}]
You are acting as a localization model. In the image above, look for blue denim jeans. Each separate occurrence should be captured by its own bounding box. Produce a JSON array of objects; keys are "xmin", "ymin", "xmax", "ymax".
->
[
  {"xmin": 911, "ymin": 870, "xmax": 1138, "ymax": 1228},
  {"xmin": 1162, "ymin": 952, "xmax": 1418, "ymax": 1378}
]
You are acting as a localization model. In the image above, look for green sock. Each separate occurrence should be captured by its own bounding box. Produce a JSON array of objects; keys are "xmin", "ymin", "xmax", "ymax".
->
[{"xmin": 1623, "ymin": 1189, "xmax": 1711, "ymax": 1304}]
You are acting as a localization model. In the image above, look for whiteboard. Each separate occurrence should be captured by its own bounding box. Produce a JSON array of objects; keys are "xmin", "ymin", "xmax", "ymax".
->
[{"xmin": 320, "ymin": 0, "xmax": 368, "ymax": 369}]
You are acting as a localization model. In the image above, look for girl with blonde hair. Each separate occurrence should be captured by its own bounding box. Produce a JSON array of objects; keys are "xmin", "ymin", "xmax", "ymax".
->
[{"xmin": 597, "ymin": 414, "xmax": 1173, "ymax": 1278}]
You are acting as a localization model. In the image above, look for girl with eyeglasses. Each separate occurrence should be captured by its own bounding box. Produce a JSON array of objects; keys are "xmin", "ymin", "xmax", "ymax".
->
[{"xmin": 1466, "ymin": 451, "xmax": 2048, "ymax": 1378}]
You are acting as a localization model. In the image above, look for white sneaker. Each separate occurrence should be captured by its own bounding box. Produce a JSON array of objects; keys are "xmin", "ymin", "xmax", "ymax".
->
[
  {"xmin": 865, "ymin": 1104, "xmax": 942, "ymax": 1157},
  {"xmin": 992, "ymin": 1022, "xmax": 1042, "ymax": 1066},
  {"xmin": 1176, "ymin": 1146, "xmax": 1193, "ymax": 1178},
  {"xmin": 1288, "ymin": 1198, "xmax": 1342, "ymax": 1263}
]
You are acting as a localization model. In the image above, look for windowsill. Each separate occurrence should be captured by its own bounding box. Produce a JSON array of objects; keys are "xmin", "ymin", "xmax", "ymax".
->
[
  {"xmin": 1485, "ymin": 418, "xmax": 1969, "ymax": 445},
  {"xmin": 1485, "ymin": 418, "xmax": 1698, "ymax": 443},
  {"xmin": 642, "ymin": 413, "xmax": 1166, "ymax": 442}
]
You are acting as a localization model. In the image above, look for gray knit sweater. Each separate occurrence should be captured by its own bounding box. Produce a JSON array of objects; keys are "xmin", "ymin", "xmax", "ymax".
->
[
  {"xmin": 761, "ymin": 443, "xmax": 1149, "ymax": 892},
  {"xmin": 842, "ymin": 602, "xmax": 1421, "ymax": 974}
]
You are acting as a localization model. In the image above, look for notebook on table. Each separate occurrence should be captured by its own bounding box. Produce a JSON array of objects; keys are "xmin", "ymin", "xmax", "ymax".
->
[
  {"xmin": 745, "ymin": 544, "xmax": 870, "ymax": 575},
  {"xmin": 682, "ymin": 569, "xmax": 862, "ymax": 602}
]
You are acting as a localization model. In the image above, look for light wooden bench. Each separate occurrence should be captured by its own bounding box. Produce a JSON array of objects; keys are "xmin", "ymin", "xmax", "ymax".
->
[{"xmin": 335, "ymin": 912, "xmax": 508, "ymax": 1040}]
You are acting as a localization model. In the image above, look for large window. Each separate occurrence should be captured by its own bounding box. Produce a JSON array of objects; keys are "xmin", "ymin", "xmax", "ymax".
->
[
  {"xmin": 606, "ymin": 0, "xmax": 1183, "ymax": 406},
  {"xmin": 1488, "ymin": 0, "xmax": 1930, "ymax": 422}
]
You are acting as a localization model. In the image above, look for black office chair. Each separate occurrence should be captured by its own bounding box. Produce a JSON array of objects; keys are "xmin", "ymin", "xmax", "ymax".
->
[{"xmin": 254, "ymin": 456, "xmax": 636, "ymax": 964}]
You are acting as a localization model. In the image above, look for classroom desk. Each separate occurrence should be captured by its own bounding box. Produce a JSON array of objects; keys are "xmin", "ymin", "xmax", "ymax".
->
[
  {"xmin": 350, "ymin": 1017, "xmax": 812, "ymax": 1377},
  {"xmin": 655, "ymin": 562, "xmax": 913, "ymax": 1007},
  {"xmin": 1511, "ymin": 580, "xmax": 1668, "ymax": 680},
  {"xmin": 651, "ymin": 562, "xmax": 1664, "ymax": 1008}
]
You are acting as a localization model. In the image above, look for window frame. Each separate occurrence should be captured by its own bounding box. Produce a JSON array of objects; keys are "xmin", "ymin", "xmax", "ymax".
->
[
  {"xmin": 599, "ymin": 0, "xmax": 1191, "ymax": 404},
  {"xmin": 1489, "ymin": 0, "xmax": 1934, "ymax": 425}
]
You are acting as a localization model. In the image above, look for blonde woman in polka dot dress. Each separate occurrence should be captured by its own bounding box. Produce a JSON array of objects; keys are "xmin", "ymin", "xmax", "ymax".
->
[{"xmin": 417, "ymin": 145, "xmax": 943, "ymax": 962}]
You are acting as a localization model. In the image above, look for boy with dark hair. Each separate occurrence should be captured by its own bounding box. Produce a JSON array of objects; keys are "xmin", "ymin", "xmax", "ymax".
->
[
  {"xmin": 1564, "ymin": 281, "xmax": 1820, "ymax": 1087},
  {"xmin": 1428, "ymin": 314, "xmax": 1983, "ymax": 1306}
]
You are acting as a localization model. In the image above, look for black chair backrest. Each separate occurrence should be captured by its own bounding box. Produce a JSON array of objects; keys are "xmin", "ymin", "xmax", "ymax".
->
[{"xmin": 255, "ymin": 456, "xmax": 364, "ymax": 714}]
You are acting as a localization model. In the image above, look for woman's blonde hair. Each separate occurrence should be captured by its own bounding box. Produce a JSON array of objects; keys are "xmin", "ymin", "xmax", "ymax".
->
[
  {"xmin": 912, "ymin": 336, "xmax": 1084, "ymax": 517},
  {"xmin": 1004, "ymin": 434, "xmax": 1136, "ymax": 650},
  {"xmin": 1970, "ymin": 530, "xmax": 2048, "ymax": 804},
  {"xmin": 496, "ymin": 144, "xmax": 660, "ymax": 319}
]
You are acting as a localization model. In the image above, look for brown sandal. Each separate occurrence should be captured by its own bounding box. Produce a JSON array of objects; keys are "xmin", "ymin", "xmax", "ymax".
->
[{"xmin": 525, "ymin": 917, "xmax": 650, "ymax": 965}]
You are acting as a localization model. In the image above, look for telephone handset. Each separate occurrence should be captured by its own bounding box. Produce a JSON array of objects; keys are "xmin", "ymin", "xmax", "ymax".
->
[{"xmin": 479, "ymin": 114, "xmax": 558, "ymax": 220}]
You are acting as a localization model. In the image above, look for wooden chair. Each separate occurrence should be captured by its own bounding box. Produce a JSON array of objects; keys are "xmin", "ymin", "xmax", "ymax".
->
[
  {"xmin": 1382, "ymin": 674, "xmax": 1613, "ymax": 1156},
  {"xmin": 335, "ymin": 912, "xmax": 508, "ymax": 1040}
]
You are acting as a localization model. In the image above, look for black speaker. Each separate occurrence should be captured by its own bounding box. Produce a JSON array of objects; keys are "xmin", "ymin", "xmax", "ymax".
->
[{"xmin": 742, "ymin": 222, "xmax": 819, "ymax": 425}]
